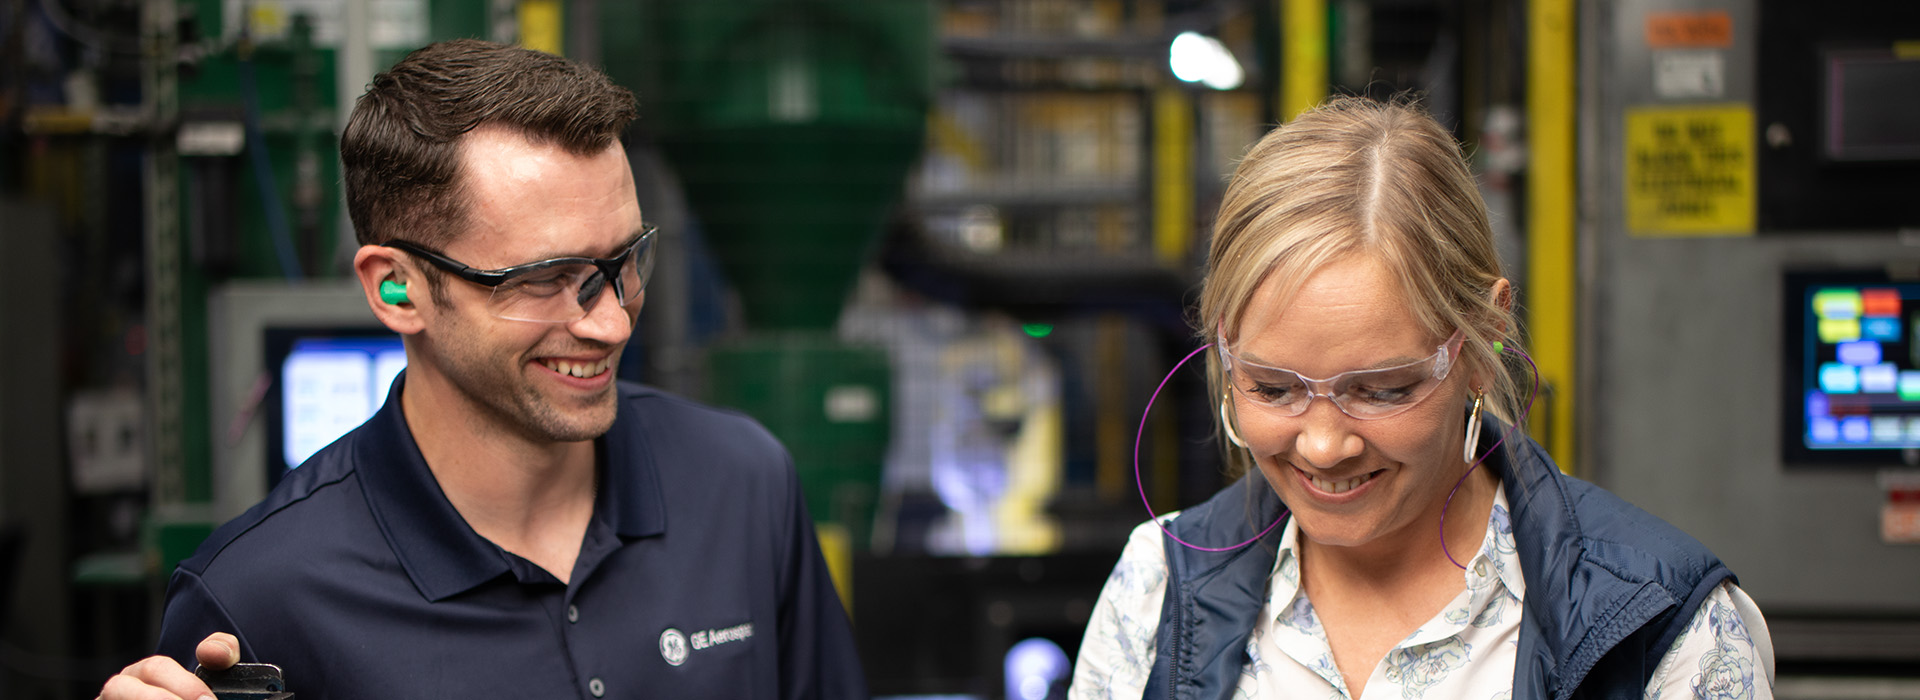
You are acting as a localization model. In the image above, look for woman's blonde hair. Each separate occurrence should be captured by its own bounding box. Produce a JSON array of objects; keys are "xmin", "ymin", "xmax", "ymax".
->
[{"xmin": 1200, "ymin": 95, "xmax": 1522, "ymax": 478}]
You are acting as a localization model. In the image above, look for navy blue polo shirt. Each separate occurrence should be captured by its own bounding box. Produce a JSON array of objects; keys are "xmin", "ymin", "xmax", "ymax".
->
[{"xmin": 157, "ymin": 377, "xmax": 866, "ymax": 699}]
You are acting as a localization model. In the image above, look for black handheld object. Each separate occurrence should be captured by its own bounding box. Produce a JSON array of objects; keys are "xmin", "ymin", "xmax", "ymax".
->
[{"xmin": 196, "ymin": 663, "xmax": 294, "ymax": 700}]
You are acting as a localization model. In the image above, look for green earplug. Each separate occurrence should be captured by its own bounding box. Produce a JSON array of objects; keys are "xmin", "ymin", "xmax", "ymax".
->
[{"xmin": 380, "ymin": 280, "xmax": 409, "ymax": 305}]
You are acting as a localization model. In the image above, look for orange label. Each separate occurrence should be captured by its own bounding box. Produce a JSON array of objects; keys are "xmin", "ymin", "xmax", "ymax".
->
[
  {"xmin": 1864, "ymin": 288, "xmax": 1903, "ymax": 318},
  {"xmin": 1885, "ymin": 503, "xmax": 1920, "ymax": 544},
  {"xmin": 1646, "ymin": 11, "xmax": 1734, "ymax": 49}
]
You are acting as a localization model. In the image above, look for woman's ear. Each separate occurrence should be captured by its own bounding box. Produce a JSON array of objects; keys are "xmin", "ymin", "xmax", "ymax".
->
[
  {"xmin": 1487, "ymin": 278, "xmax": 1515, "ymax": 350},
  {"xmin": 1472, "ymin": 278, "xmax": 1516, "ymax": 392},
  {"xmin": 354, "ymin": 245, "xmax": 427, "ymax": 335}
]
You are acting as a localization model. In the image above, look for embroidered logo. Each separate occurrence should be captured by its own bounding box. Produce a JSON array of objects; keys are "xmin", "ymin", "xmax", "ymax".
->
[
  {"xmin": 690, "ymin": 622, "xmax": 754, "ymax": 651},
  {"xmin": 659, "ymin": 628, "xmax": 689, "ymax": 666}
]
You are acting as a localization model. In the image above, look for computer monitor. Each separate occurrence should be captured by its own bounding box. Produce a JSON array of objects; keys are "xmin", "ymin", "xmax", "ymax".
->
[
  {"xmin": 263, "ymin": 328, "xmax": 406, "ymax": 486},
  {"xmin": 210, "ymin": 282, "xmax": 393, "ymax": 516},
  {"xmin": 1783, "ymin": 270, "xmax": 1920, "ymax": 466}
]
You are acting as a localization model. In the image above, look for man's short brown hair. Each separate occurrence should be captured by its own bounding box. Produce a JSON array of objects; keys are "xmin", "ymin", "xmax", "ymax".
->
[{"xmin": 342, "ymin": 39, "xmax": 637, "ymax": 250}]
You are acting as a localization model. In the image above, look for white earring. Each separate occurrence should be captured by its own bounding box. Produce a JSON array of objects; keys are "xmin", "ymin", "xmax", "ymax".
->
[
  {"xmin": 1220, "ymin": 395, "xmax": 1249, "ymax": 448},
  {"xmin": 1463, "ymin": 392, "xmax": 1484, "ymax": 463}
]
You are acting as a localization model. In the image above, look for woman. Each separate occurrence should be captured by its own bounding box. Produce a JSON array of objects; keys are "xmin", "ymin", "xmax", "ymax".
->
[{"xmin": 1069, "ymin": 96, "xmax": 1771, "ymax": 700}]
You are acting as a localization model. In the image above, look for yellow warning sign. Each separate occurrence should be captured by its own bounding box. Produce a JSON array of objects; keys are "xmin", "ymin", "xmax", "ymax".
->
[{"xmin": 1624, "ymin": 103, "xmax": 1754, "ymax": 236}]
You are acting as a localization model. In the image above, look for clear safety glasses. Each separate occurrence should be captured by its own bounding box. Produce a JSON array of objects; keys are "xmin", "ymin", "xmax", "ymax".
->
[
  {"xmin": 1220, "ymin": 329, "xmax": 1464, "ymax": 420},
  {"xmin": 386, "ymin": 225, "xmax": 657, "ymax": 323}
]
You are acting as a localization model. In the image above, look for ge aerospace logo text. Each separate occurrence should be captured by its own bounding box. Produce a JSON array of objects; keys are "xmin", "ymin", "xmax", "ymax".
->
[{"xmin": 659, "ymin": 628, "xmax": 689, "ymax": 666}]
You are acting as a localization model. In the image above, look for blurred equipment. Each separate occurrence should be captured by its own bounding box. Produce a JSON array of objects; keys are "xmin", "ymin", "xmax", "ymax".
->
[
  {"xmin": 208, "ymin": 282, "xmax": 392, "ymax": 517},
  {"xmin": 839, "ymin": 299, "xmax": 1065, "ymax": 557},
  {"xmin": 922, "ymin": 321, "xmax": 1063, "ymax": 556},
  {"xmin": 855, "ymin": 552, "xmax": 1108, "ymax": 698},
  {"xmin": 1583, "ymin": 0, "xmax": 1920, "ymax": 675},
  {"xmin": 622, "ymin": 1, "xmax": 935, "ymax": 560},
  {"xmin": 67, "ymin": 389, "xmax": 149, "ymax": 495},
  {"xmin": 1755, "ymin": 1, "xmax": 1920, "ymax": 230},
  {"xmin": 264, "ymin": 330, "xmax": 405, "ymax": 484},
  {"xmin": 1780, "ymin": 271, "xmax": 1920, "ymax": 465}
]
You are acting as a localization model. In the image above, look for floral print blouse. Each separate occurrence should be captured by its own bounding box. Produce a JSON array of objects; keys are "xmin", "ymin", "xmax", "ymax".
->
[{"xmin": 1069, "ymin": 488, "xmax": 1775, "ymax": 700}]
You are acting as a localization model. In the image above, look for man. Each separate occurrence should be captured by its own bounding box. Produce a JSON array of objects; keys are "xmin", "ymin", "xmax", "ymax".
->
[{"xmin": 98, "ymin": 40, "xmax": 865, "ymax": 699}]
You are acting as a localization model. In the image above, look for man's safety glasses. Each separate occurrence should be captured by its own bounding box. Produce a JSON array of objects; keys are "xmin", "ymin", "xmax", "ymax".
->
[
  {"xmin": 385, "ymin": 225, "xmax": 657, "ymax": 324},
  {"xmin": 1219, "ymin": 330, "xmax": 1464, "ymax": 420}
]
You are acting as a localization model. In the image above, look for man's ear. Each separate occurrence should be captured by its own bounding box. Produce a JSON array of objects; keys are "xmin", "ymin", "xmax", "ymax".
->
[{"xmin": 354, "ymin": 245, "xmax": 426, "ymax": 335}]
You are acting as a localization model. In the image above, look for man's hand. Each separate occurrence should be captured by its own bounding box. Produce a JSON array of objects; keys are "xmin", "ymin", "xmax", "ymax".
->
[{"xmin": 97, "ymin": 632, "xmax": 238, "ymax": 700}]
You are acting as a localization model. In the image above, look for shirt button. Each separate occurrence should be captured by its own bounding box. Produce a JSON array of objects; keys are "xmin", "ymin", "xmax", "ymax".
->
[
  {"xmin": 588, "ymin": 677, "xmax": 605, "ymax": 697},
  {"xmin": 1474, "ymin": 561, "xmax": 1490, "ymax": 576},
  {"xmin": 567, "ymin": 604, "xmax": 579, "ymax": 623}
]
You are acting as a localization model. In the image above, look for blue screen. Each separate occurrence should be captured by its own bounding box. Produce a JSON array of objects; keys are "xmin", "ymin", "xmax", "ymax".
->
[
  {"xmin": 1799, "ymin": 282, "xmax": 1920, "ymax": 451},
  {"xmin": 279, "ymin": 336, "xmax": 406, "ymax": 469}
]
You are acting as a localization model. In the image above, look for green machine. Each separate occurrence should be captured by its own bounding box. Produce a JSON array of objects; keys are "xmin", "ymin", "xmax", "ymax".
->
[{"xmin": 607, "ymin": 2, "xmax": 933, "ymax": 549}]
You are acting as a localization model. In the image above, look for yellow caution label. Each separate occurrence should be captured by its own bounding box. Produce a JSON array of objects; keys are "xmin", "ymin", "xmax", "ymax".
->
[{"xmin": 1624, "ymin": 103, "xmax": 1755, "ymax": 236}]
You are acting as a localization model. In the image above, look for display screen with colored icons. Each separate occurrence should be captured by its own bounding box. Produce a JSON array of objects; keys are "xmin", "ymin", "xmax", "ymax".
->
[
  {"xmin": 1786, "ymin": 272, "xmax": 1920, "ymax": 465},
  {"xmin": 263, "ymin": 328, "xmax": 407, "ymax": 486}
]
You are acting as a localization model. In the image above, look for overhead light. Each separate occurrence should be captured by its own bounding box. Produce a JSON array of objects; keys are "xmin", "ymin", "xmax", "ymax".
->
[{"xmin": 1169, "ymin": 31, "xmax": 1244, "ymax": 90}]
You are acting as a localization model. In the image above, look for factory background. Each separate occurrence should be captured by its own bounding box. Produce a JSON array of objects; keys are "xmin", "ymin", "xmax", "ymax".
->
[{"xmin": 1, "ymin": 0, "xmax": 1917, "ymax": 697}]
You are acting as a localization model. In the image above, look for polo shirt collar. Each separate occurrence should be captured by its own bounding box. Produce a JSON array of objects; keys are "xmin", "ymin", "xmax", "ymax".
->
[
  {"xmin": 597, "ymin": 383, "xmax": 667, "ymax": 540},
  {"xmin": 354, "ymin": 373, "xmax": 667, "ymax": 602}
]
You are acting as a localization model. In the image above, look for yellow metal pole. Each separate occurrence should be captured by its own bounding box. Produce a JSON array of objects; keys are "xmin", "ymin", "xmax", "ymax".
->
[
  {"xmin": 1281, "ymin": 0, "xmax": 1328, "ymax": 120},
  {"xmin": 1527, "ymin": 0, "xmax": 1576, "ymax": 474},
  {"xmin": 1153, "ymin": 89, "xmax": 1194, "ymax": 264},
  {"xmin": 519, "ymin": 0, "xmax": 564, "ymax": 55}
]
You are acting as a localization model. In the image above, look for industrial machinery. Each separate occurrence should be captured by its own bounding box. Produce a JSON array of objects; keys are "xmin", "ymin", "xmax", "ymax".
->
[
  {"xmin": 1578, "ymin": 0, "xmax": 1920, "ymax": 673},
  {"xmin": 609, "ymin": 1, "xmax": 934, "ymax": 554}
]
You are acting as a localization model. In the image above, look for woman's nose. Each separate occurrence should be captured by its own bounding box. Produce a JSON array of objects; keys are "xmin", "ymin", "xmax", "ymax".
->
[{"xmin": 1292, "ymin": 398, "xmax": 1364, "ymax": 469}]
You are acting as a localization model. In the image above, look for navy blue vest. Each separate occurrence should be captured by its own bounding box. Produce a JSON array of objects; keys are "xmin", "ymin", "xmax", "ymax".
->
[{"xmin": 1142, "ymin": 423, "xmax": 1733, "ymax": 700}]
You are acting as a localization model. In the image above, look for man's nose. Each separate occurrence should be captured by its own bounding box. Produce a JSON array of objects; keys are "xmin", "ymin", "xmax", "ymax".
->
[{"xmin": 568, "ymin": 278, "xmax": 638, "ymax": 344}]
